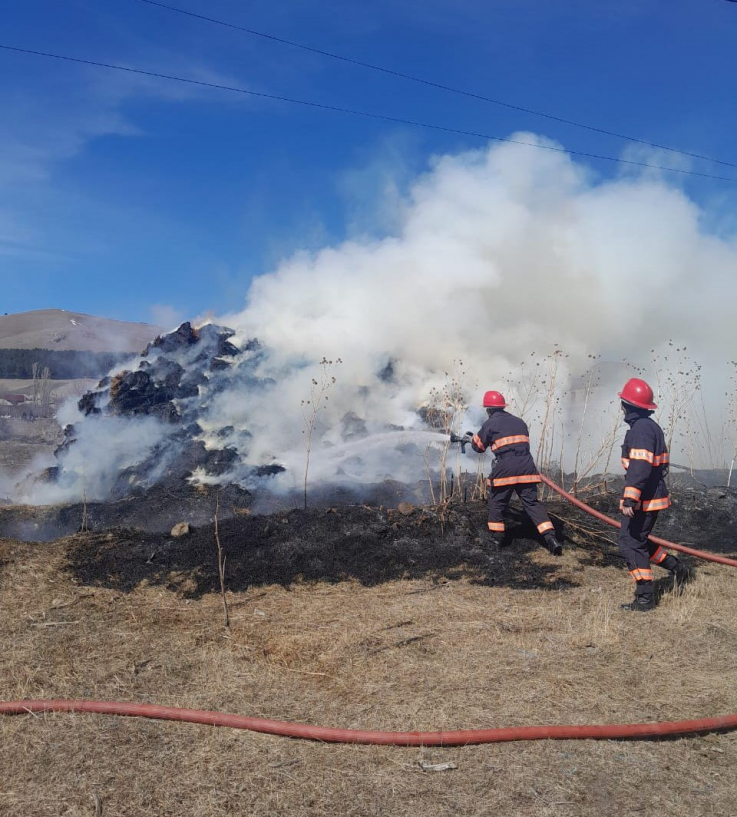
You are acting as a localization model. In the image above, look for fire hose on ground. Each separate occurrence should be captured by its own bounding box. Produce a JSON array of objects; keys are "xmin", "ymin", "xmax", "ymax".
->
[
  {"xmin": 2, "ymin": 475, "xmax": 736, "ymax": 745},
  {"xmin": 2, "ymin": 699, "xmax": 737, "ymax": 745},
  {"xmin": 539, "ymin": 474, "xmax": 737, "ymax": 568}
]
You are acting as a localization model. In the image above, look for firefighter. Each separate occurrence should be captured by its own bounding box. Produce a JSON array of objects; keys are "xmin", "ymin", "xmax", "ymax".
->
[
  {"xmin": 617, "ymin": 378, "xmax": 691, "ymax": 612},
  {"xmin": 467, "ymin": 391, "xmax": 563, "ymax": 556}
]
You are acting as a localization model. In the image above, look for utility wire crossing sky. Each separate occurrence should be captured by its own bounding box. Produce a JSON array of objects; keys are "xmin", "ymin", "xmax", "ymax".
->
[
  {"xmin": 1, "ymin": 0, "xmax": 736, "ymax": 325},
  {"xmin": 131, "ymin": 0, "xmax": 737, "ymax": 170},
  {"xmin": 1, "ymin": 44, "xmax": 735, "ymax": 185}
]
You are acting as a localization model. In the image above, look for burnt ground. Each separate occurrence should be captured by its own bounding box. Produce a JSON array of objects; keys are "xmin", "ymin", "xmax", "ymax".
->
[
  {"xmin": 64, "ymin": 498, "xmax": 580, "ymax": 597},
  {"xmin": 11, "ymin": 475, "xmax": 734, "ymax": 600},
  {"xmin": 1, "ymin": 470, "xmax": 736, "ymax": 604}
]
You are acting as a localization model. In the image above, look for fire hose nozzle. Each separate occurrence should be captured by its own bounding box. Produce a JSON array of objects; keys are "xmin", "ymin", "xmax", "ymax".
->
[{"xmin": 450, "ymin": 431, "xmax": 474, "ymax": 453}]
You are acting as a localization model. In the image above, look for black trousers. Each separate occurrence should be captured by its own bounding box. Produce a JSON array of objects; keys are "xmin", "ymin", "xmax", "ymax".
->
[
  {"xmin": 487, "ymin": 482, "xmax": 554, "ymax": 537},
  {"xmin": 617, "ymin": 511, "xmax": 663, "ymax": 602}
]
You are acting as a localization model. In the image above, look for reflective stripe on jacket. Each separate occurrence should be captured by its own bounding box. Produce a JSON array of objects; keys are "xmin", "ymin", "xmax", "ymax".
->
[
  {"xmin": 471, "ymin": 410, "xmax": 541, "ymax": 488},
  {"xmin": 620, "ymin": 409, "xmax": 670, "ymax": 512}
]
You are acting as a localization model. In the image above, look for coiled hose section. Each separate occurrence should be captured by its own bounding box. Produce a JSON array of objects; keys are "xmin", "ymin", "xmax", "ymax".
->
[{"xmin": 2, "ymin": 476, "xmax": 736, "ymax": 745}]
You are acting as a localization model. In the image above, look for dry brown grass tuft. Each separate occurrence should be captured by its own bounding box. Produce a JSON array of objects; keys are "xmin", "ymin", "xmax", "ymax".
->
[{"xmin": 1, "ymin": 533, "xmax": 736, "ymax": 816}]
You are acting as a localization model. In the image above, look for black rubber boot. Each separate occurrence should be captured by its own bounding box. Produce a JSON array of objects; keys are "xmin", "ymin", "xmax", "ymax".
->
[
  {"xmin": 485, "ymin": 532, "xmax": 505, "ymax": 552},
  {"xmin": 671, "ymin": 561, "xmax": 692, "ymax": 591},
  {"xmin": 621, "ymin": 597, "xmax": 656, "ymax": 612},
  {"xmin": 544, "ymin": 534, "xmax": 563, "ymax": 556}
]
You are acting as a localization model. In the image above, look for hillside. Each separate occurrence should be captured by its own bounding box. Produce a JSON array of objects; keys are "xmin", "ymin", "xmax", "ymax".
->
[
  {"xmin": 0, "ymin": 309, "xmax": 164, "ymax": 353},
  {"xmin": 0, "ymin": 310, "xmax": 166, "ymax": 477}
]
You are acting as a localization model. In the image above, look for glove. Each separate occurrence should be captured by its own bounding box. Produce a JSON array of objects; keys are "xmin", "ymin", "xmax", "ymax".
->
[
  {"xmin": 450, "ymin": 432, "xmax": 476, "ymax": 453},
  {"xmin": 460, "ymin": 432, "xmax": 475, "ymax": 453}
]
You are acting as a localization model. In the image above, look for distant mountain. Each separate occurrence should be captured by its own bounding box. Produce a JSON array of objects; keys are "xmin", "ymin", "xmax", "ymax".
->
[{"xmin": 0, "ymin": 309, "xmax": 165, "ymax": 354}]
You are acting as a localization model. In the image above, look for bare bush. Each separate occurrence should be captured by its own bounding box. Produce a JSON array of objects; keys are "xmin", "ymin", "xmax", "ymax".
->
[
  {"xmin": 301, "ymin": 357, "xmax": 341, "ymax": 510},
  {"xmin": 423, "ymin": 361, "xmax": 478, "ymax": 504}
]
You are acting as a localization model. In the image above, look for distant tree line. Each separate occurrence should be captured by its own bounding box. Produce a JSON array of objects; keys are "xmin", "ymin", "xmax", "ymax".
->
[{"xmin": 0, "ymin": 348, "xmax": 130, "ymax": 379}]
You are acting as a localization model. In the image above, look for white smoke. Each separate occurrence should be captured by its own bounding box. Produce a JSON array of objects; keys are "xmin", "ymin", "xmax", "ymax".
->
[
  {"xmin": 216, "ymin": 134, "xmax": 737, "ymax": 481},
  {"xmin": 12, "ymin": 133, "xmax": 737, "ymax": 504}
]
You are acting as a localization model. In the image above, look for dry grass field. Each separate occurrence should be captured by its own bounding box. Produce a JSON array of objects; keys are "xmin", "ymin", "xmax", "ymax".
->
[
  {"xmin": 0, "ymin": 418, "xmax": 63, "ymax": 490},
  {"xmin": 1, "ymin": 515, "xmax": 736, "ymax": 817}
]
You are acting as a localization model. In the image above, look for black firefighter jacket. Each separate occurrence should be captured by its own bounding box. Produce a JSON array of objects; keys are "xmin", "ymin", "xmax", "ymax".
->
[
  {"xmin": 620, "ymin": 408, "xmax": 670, "ymax": 512},
  {"xmin": 471, "ymin": 410, "xmax": 541, "ymax": 488}
]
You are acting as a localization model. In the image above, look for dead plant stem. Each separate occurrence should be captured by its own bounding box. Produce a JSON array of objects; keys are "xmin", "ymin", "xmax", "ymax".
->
[{"xmin": 214, "ymin": 493, "xmax": 230, "ymax": 628}]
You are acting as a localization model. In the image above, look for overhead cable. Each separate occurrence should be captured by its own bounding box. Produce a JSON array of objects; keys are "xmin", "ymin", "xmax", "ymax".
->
[
  {"xmin": 132, "ymin": 0, "xmax": 737, "ymax": 171},
  {"xmin": 1, "ymin": 43, "xmax": 736, "ymax": 184}
]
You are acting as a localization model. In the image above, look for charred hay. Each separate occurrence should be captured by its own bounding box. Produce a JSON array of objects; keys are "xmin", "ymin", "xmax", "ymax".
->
[{"xmin": 34, "ymin": 322, "xmax": 278, "ymax": 497}]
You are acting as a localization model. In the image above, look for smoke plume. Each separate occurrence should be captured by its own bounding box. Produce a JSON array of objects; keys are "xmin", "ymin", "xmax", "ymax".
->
[{"xmin": 14, "ymin": 134, "xmax": 737, "ymax": 503}]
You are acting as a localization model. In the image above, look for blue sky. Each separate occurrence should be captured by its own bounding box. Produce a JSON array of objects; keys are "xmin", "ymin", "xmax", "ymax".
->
[{"xmin": 1, "ymin": 0, "xmax": 736, "ymax": 326}]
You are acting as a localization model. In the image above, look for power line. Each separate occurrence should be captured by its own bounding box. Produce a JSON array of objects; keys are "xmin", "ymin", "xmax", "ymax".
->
[
  {"xmin": 132, "ymin": 0, "xmax": 737, "ymax": 172},
  {"xmin": 1, "ymin": 43, "xmax": 736, "ymax": 184}
]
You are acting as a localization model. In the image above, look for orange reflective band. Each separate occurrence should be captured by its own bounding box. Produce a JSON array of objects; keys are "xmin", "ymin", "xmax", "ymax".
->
[
  {"xmin": 487, "ymin": 522, "xmax": 505, "ymax": 532},
  {"xmin": 642, "ymin": 497, "xmax": 671, "ymax": 512},
  {"xmin": 650, "ymin": 546, "xmax": 668, "ymax": 564},
  {"xmin": 491, "ymin": 434, "xmax": 529, "ymax": 451},
  {"xmin": 492, "ymin": 474, "xmax": 542, "ymax": 487},
  {"xmin": 472, "ymin": 434, "xmax": 486, "ymax": 452},
  {"xmin": 623, "ymin": 487, "xmax": 642, "ymax": 500},
  {"xmin": 537, "ymin": 521, "xmax": 554, "ymax": 534},
  {"xmin": 625, "ymin": 451, "xmax": 668, "ymax": 466},
  {"xmin": 630, "ymin": 568, "xmax": 653, "ymax": 582}
]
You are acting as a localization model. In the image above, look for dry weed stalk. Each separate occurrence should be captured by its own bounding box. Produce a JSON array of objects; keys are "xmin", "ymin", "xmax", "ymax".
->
[
  {"xmin": 80, "ymin": 488, "xmax": 89, "ymax": 533},
  {"xmin": 534, "ymin": 348, "xmax": 563, "ymax": 475},
  {"xmin": 301, "ymin": 357, "xmax": 341, "ymax": 510},
  {"xmin": 424, "ymin": 360, "xmax": 473, "ymax": 504},
  {"xmin": 572, "ymin": 364, "xmax": 596, "ymax": 493},
  {"xmin": 645, "ymin": 344, "xmax": 734, "ymax": 473},
  {"xmin": 650, "ymin": 343, "xmax": 701, "ymax": 465},
  {"xmin": 726, "ymin": 361, "xmax": 737, "ymax": 486},
  {"xmin": 214, "ymin": 492, "xmax": 230, "ymax": 628},
  {"xmin": 423, "ymin": 446, "xmax": 437, "ymax": 507},
  {"xmin": 501, "ymin": 348, "xmax": 568, "ymax": 499},
  {"xmin": 571, "ymin": 407, "xmax": 621, "ymax": 495}
]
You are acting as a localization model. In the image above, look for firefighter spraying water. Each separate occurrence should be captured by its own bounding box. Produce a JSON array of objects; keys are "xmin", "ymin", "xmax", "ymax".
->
[
  {"xmin": 455, "ymin": 390, "xmax": 564, "ymax": 557},
  {"xmin": 452, "ymin": 379, "xmax": 695, "ymax": 610}
]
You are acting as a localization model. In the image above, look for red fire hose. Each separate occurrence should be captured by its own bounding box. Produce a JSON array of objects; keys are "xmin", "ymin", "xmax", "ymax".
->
[
  {"xmin": 540, "ymin": 474, "xmax": 737, "ymax": 567},
  {"xmin": 2, "ymin": 700, "xmax": 737, "ymax": 745},
  {"xmin": 2, "ymin": 477, "xmax": 736, "ymax": 745}
]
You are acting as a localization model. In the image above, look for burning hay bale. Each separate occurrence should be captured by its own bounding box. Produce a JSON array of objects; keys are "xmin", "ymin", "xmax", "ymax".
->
[
  {"xmin": 17, "ymin": 321, "xmax": 284, "ymax": 504},
  {"xmin": 79, "ymin": 322, "xmax": 230, "ymax": 423},
  {"xmin": 11, "ymin": 318, "xmax": 446, "ymax": 514}
]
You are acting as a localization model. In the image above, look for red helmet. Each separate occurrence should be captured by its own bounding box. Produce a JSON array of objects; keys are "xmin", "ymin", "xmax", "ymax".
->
[
  {"xmin": 618, "ymin": 378, "xmax": 657, "ymax": 410},
  {"xmin": 482, "ymin": 390, "xmax": 507, "ymax": 408}
]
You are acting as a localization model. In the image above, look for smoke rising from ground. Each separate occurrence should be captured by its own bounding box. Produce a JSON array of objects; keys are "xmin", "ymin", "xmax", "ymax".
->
[
  {"xmin": 12, "ymin": 134, "xmax": 737, "ymax": 503},
  {"xmin": 218, "ymin": 135, "xmax": 737, "ymax": 482}
]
